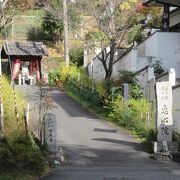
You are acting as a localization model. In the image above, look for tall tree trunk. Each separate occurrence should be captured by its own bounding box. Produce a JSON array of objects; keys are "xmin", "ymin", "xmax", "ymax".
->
[
  {"xmin": 105, "ymin": 71, "xmax": 112, "ymax": 80},
  {"xmin": 105, "ymin": 40, "xmax": 116, "ymax": 80}
]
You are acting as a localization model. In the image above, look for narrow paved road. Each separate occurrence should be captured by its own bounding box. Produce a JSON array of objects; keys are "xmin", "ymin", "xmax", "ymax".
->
[
  {"xmin": 15, "ymin": 85, "xmax": 40, "ymax": 137},
  {"xmin": 43, "ymin": 89, "xmax": 180, "ymax": 180}
]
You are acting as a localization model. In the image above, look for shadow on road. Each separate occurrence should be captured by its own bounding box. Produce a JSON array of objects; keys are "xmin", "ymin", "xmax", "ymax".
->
[
  {"xmin": 94, "ymin": 128, "xmax": 117, "ymax": 133},
  {"xmin": 51, "ymin": 90, "xmax": 99, "ymax": 119},
  {"xmin": 91, "ymin": 138, "xmax": 144, "ymax": 152},
  {"xmin": 62, "ymin": 144, "xmax": 175, "ymax": 168}
]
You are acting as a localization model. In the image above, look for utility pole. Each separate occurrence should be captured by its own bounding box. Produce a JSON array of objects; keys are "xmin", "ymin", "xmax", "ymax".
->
[
  {"xmin": 0, "ymin": 55, "xmax": 4, "ymax": 136},
  {"xmin": 63, "ymin": 0, "xmax": 69, "ymax": 66},
  {"xmin": 0, "ymin": 0, "xmax": 4, "ymax": 137}
]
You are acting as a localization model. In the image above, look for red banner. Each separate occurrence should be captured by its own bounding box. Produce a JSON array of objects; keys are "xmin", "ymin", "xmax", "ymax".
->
[
  {"xmin": 12, "ymin": 59, "xmax": 21, "ymax": 80},
  {"xmin": 29, "ymin": 61, "xmax": 34, "ymax": 76},
  {"xmin": 36, "ymin": 60, "xmax": 40, "ymax": 80}
]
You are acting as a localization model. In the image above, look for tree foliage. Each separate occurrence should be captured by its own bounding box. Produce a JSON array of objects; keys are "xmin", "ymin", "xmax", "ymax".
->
[
  {"xmin": 34, "ymin": 0, "xmax": 162, "ymax": 80},
  {"xmin": 73, "ymin": 0, "xmax": 162, "ymax": 80},
  {"xmin": 35, "ymin": 0, "xmax": 81, "ymax": 29},
  {"xmin": 73, "ymin": 0, "xmax": 140, "ymax": 79},
  {"xmin": 69, "ymin": 48, "xmax": 84, "ymax": 67},
  {"xmin": 32, "ymin": 0, "xmax": 81, "ymax": 45},
  {"xmin": 41, "ymin": 12, "xmax": 64, "ymax": 43},
  {"xmin": 153, "ymin": 60, "xmax": 165, "ymax": 76},
  {"xmin": 127, "ymin": 24, "xmax": 144, "ymax": 44},
  {"xmin": 0, "ymin": 0, "xmax": 35, "ymax": 32}
]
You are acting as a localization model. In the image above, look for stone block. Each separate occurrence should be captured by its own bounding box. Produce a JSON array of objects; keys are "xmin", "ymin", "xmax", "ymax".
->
[{"xmin": 154, "ymin": 141, "xmax": 178, "ymax": 153}]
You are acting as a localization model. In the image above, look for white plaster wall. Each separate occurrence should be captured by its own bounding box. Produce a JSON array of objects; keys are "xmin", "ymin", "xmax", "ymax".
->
[
  {"xmin": 92, "ymin": 57, "xmax": 106, "ymax": 80},
  {"xmin": 157, "ymin": 32, "xmax": 180, "ymax": 77},
  {"xmin": 137, "ymin": 69, "xmax": 149, "ymax": 96},
  {"xmin": 85, "ymin": 47, "xmax": 102, "ymax": 68},
  {"xmin": 87, "ymin": 32, "xmax": 180, "ymax": 81},
  {"xmin": 173, "ymin": 86, "xmax": 180, "ymax": 133},
  {"xmin": 136, "ymin": 32, "xmax": 180, "ymax": 78},
  {"xmin": 87, "ymin": 58, "xmax": 105, "ymax": 80},
  {"xmin": 136, "ymin": 57, "xmax": 149, "ymax": 71},
  {"xmin": 112, "ymin": 50, "xmax": 135, "ymax": 78},
  {"xmin": 87, "ymin": 47, "xmax": 122, "ymax": 80},
  {"xmin": 170, "ymin": 10, "xmax": 180, "ymax": 27},
  {"xmin": 137, "ymin": 32, "xmax": 158, "ymax": 57},
  {"xmin": 113, "ymin": 32, "xmax": 178, "ymax": 79}
]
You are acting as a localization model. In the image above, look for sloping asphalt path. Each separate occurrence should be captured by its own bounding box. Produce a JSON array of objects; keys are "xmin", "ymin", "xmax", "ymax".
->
[{"xmin": 43, "ymin": 89, "xmax": 180, "ymax": 180}]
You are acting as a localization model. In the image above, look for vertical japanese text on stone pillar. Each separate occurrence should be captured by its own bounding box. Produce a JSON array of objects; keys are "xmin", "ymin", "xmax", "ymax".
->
[{"xmin": 156, "ymin": 82, "xmax": 172, "ymax": 142}]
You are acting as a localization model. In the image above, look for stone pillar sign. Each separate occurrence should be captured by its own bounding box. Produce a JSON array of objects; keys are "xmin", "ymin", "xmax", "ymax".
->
[
  {"xmin": 123, "ymin": 83, "xmax": 129, "ymax": 100},
  {"xmin": 44, "ymin": 113, "xmax": 57, "ymax": 152},
  {"xmin": 169, "ymin": 68, "xmax": 176, "ymax": 87},
  {"xmin": 156, "ymin": 82, "xmax": 172, "ymax": 142}
]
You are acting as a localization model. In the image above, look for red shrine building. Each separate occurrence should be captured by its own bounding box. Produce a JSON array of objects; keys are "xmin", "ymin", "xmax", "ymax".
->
[{"xmin": 1, "ymin": 41, "xmax": 48, "ymax": 84}]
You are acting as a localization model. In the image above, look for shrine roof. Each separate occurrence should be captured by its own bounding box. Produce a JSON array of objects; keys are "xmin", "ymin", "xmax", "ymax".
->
[
  {"xmin": 1, "ymin": 41, "xmax": 48, "ymax": 57},
  {"xmin": 143, "ymin": 0, "xmax": 180, "ymax": 7}
]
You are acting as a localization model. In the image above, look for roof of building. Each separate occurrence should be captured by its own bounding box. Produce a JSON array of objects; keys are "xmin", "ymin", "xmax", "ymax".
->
[
  {"xmin": 144, "ymin": 0, "xmax": 180, "ymax": 7},
  {"xmin": 2, "ymin": 41, "xmax": 48, "ymax": 57}
]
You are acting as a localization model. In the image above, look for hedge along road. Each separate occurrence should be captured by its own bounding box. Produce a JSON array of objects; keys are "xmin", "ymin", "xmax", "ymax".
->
[{"xmin": 43, "ymin": 89, "xmax": 180, "ymax": 180}]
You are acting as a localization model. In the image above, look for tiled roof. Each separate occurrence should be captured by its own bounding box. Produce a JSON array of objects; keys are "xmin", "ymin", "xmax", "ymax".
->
[
  {"xmin": 143, "ymin": 0, "xmax": 180, "ymax": 7},
  {"xmin": 2, "ymin": 41, "xmax": 48, "ymax": 57}
]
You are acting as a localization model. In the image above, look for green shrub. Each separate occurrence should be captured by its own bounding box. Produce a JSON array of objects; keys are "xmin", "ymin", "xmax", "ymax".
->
[
  {"xmin": 48, "ymin": 70, "xmax": 61, "ymax": 85},
  {"xmin": 143, "ymin": 129, "xmax": 157, "ymax": 152},
  {"xmin": 153, "ymin": 60, "xmax": 165, "ymax": 76},
  {"xmin": 58, "ymin": 62, "xmax": 81, "ymax": 82},
  {"xmin": 41, "ymin": 12, "xmax": 64, "ymax": 43},
  {"xmin": 62, "ymin": 66, "xmax": 105, "ymax": 109},
  {"xmin": 2, "ymin": 76, "xmax": 27, "ymax": 135},
  {"xmin": 108, "ymin": 95, "xmax": 155, "ymax": 138},
  {"xmin": 128, "ymin": 24, "xmax": 144, "ymax": 44},
  {"xmin": 0, "ymin": 78, "xmax": 47, "ymax": 177},
  {"xmin": 0, "ymin": 133, "xmax": 46, "ymax": 175},
  {"xmin": 69, "ymin": 48, "xmax": 84, "ymax": 67},
  {"xmin": 116, "ymin": 70, "xmax": 143, "ymax": 99}
]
